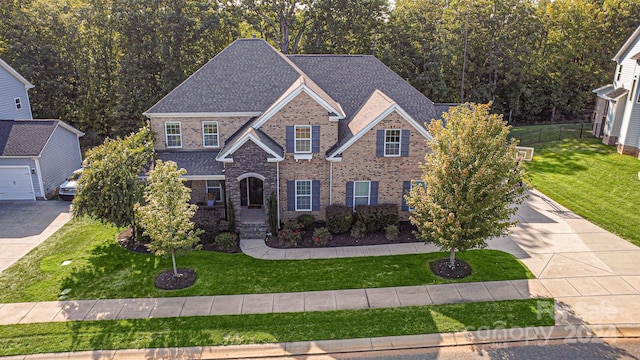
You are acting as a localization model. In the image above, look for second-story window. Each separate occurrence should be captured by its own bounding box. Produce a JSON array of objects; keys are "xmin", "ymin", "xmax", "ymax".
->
[
  {"xmin": 384, "ymin": 129, "xmax": 401, "ymax": 156},
  {"xmin": 15, "ymin": 98, "xmax": 22, "ymax": 110},
  {"xmin": 617, "ymin": 65, "xmax": 623, "ymax": 81},
  {"xmin": 202, "ymin": 121, "xmax": 219, "ymax": 147},
  {"xmin": 295, "ymin": 125, "xmax": 312, "ymax": 153},
  {"xmin": 165, "ymin": 122, "xmax": 182, "ymax": 148}
]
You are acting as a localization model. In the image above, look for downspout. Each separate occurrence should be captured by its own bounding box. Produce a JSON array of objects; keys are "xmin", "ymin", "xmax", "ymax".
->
[
  {"xmin": 329, "ymin": 160, "xmax": 333, "ymax": 205},
  {"xmin": 33, "ymin": 158, "xmax": 45, "ymax": 200},
  {"xmin": 276, "ymin": 161, "xmax": 280, "ymax": 227}
]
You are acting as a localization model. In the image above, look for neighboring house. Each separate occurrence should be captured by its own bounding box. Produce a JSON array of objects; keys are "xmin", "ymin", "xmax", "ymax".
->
[
  {"xmin": 593, "ymin": 25, "xmax": 640, "ymax": 158},
  {"xmin": 144, "ymin": 39, "xmax": 447, "ymax": 232},
  {"xmin": 0, "ymin": 119, "xmax": 84, "ymax": 200},
  {"xmin": 0, "ymin": 58, "xmax": 34, "ymax": 120}
]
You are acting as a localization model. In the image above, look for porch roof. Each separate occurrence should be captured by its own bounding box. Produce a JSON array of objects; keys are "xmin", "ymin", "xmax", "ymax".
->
[{"xmin": 155, "ymin": 151, "xmax": 223, "ymax": 176}]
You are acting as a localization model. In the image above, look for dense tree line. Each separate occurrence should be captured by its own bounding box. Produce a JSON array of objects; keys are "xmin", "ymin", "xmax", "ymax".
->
[{"xmin": 1, "ymin": 0, "xmax": 638, "ymax": 146}]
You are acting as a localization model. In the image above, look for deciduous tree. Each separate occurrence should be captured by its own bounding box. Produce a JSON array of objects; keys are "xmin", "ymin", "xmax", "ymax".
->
[
  {"xmin": 135, "ymin": 160, "xmax": 202, "ymax": 277},
  {"xmin": 73, "ymin": 126, "xmax": 154, "ymax": 229},
  {"xmin": 405, "ymin": 103, "xmax": 526, "ymax": 268}
]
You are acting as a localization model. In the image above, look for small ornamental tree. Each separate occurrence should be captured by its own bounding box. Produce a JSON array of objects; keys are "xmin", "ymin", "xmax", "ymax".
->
[
  {"xmin": 73, "ymin": 126, "xmax": 154, "ymax": 231},
  {"xmin": 405, "ymin": 103, "xmax": 527, "ymax": 268},
  {"xmin": 135, "ymin": 160, "xmax": 202, "ymax": 277}
]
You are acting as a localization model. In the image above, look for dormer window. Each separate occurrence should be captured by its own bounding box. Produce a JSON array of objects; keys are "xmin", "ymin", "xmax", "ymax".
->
[{"xmin": 15, "ymin": 98, "xmax": 22, "ymax": 110}]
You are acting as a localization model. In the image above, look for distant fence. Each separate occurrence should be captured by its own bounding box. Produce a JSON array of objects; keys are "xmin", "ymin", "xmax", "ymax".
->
[{"xmin": 508, "ymin": 123, "xmax": 593, "ymax": 146}]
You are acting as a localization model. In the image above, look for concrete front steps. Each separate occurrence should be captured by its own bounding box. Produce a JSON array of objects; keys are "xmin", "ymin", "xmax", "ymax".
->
[{"xmin": 238, "ymin": 222, "xmax": 268, "ymax": 239}]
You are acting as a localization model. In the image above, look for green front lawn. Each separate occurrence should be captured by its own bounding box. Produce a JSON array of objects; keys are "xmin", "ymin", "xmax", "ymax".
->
[
  {"xmin": 0, "ymin": 299, "xmax": 554, "ymax": 357},
  {"xmin": 524, "ymin": 139, "xmax": 640, "ymax": 246},
  {"xmin": 0, "ymin": 218, "xmax": 534, "ymax": 303}
]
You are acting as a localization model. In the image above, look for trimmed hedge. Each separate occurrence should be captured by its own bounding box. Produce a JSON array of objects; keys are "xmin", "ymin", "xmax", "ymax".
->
[
  {"xmin": 355, "ymin": 204, "xmax": 399, "ymax": 233},
  {"xmin": 326, "ymin": 204, "xmax": 353, "ymax": 234}
]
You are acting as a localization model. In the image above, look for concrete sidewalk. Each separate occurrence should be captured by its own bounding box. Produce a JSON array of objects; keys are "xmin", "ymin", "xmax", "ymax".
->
[{"xmin": 0, "ymin": 279, "xmax": 549, "ymax": 325}]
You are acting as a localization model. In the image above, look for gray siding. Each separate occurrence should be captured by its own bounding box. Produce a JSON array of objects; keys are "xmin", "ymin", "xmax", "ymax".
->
[
  {"xmin": 0, "ymin": 158, "xmax": 40, "ymax": 197},
  {"xmin": 38, "ymin": 125, "xmax": 82, "ymax": 196},
  {"xmin": 0, "ymin": 68, "xmax": 32, "ymax": 119}
]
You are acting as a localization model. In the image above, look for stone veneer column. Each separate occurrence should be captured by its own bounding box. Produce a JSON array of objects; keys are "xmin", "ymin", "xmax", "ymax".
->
[{"xmin": 223, "ymin": 141, "xmax": 278, "ymax": 223}]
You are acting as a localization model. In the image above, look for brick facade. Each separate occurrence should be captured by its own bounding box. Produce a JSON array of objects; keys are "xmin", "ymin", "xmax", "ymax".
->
[
  {"xmin": 151, "ymin": 116, "xmax": 252, "ymax": 150},
  {"xmin": 260, "ymin": 91, "xmax": 337, "ymax": 221},
  {"xmin": 331, "ymin": 111, "xmax": 431, "ymax": 220}
]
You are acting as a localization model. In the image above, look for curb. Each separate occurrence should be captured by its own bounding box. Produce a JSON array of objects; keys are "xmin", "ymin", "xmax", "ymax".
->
[{"xmin": 3, "ymin": 324, "xmax": 640, "ymax": 359}]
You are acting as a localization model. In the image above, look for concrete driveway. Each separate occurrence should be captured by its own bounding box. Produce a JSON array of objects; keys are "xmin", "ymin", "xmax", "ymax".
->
[{"xmin": 0, "ymin": 200, "xmax": 72, "ymax": 272}]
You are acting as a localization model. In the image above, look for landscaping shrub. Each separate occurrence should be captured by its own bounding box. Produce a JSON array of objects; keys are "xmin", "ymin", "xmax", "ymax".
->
[
  {"xmin": 385, "ymin": 224, "xmax": 399, "ymax": 240},
  {"xmin": 192, "ymin": 207, "xmax": 221, "ymax": 244},
  {"xmin": 297, "ymin": 214, "xmax": 316, "ymax": 231},
  {"xmin": 355, "ymin": 204, "xmax": 399, "ymax": 233},
  {"xmin": 350, "ymin": 221, "xmax": 366, "ymax": 238},
  {"xmin": 214, "ymin": 232, "xmax": 238, "ymax": 251},
  {"xmin": 312, "ymin": 227, "xmax": 332, "ymax": 246},
  {"xmin": 326, "ymin": 204, "xmax": 353, "ymax": 234},
  {"xmin": 278, "ymin": 221, "xmax": 303, "ymax": 245}
]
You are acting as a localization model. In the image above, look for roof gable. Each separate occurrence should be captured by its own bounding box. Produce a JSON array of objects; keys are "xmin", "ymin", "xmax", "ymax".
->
[
  {"xmin": 327, "ymin": 90, "xmax": 432, "ymax": 160},
  {"xmin": 613, "ymin": 25, "xmax": 640, "ymax": 63},
  {"xmin": 252, "ymin": 76, "xmax": 344, "ymax": 129},
  {"xmin": 216, "ymin": 127, "xmax": 284, "ymax": 163},
  {"xmin": 287, "ymin": 55, "xmax": 436, "ymax": 145},
  {"xmin": 0, "ymin": 58, "xmax": 34, "ymax": 89}
]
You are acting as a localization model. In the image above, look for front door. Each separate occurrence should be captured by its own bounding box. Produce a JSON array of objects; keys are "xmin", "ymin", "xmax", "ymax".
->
[{"xmin": 240, "ymin": 177, "xmax": 264, "ymax": 208}]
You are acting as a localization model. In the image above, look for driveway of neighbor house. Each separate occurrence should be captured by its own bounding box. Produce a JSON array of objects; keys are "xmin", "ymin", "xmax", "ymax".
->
[{"xmin": 0, "ymin": 200, "xmax": 72, "ymax": 272}]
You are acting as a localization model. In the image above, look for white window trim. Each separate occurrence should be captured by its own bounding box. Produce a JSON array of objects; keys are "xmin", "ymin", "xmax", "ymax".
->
[
  {"xmin": 353, "ymin": 181, "xmax": 371, "ymax": 209},
  {"xmin": 408, "ymin": 180, "xmax": 426, "ymax": 211},
  {"xmin": 295, "ymin": 180, "xmax": 312, "ymax": 211},
  {"xmin": 616, "ymin": 65, "xmax": 623, "ymax": 81},
  {"xmin": 294, "ymin": 125, "xmax": 312, "ymax": 154},
  {"xmin": 206, "ymin": 180, "xmax": 223, "ymax": 201},
  {"xmin": 202, "ymin": 121, "xmax": 219, "ymax": 148},
  {"xmin": 14, "ymin": 97, "xmax": 22, "ymax": 110},
  {"xmin": 165, "ymin": 121, "xmax": 182, "ymax": 148},
  {"xmin": 384, "ymin": 129, "xmax": 401, "ymax": 157}
]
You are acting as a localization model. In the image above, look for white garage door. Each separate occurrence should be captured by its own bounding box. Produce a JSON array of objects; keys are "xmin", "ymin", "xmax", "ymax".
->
[{"xmin": 0, "ymin": 166, "xmax": 36, "ymax": 200}]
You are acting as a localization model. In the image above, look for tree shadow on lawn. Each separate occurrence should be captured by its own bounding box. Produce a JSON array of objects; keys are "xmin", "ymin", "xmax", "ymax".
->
[
  {"xmin": 59, "ymin": 241, "xmax": 165, "ymax": 301},
  {"xmin": 525, "ymin": 139, "xmax": 612, "ymax": 176},
  {"xmin": 57, "ymin": 301, "xmax": 553, "ymax": 357}
]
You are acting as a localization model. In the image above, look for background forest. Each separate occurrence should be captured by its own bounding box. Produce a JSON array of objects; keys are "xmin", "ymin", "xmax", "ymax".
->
[{"xmin": 1, "ymin": 0, "xmax": 639, "ymax": 147}]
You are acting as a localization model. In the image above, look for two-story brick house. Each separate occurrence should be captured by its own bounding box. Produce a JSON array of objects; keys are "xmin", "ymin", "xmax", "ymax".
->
[{"xmin": 144, "ymin": 39, "xmax": 443, "ymax": 231}]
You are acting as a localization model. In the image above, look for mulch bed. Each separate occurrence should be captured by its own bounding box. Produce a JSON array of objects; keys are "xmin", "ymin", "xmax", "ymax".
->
[
  {"xmin": 117, "ymin": 228, "xmax": 241, "ymax": 254},
  {"xmin": 430, "ymin": 258, "xmax": 472, "ymax": 279},
  {"xmin": 154, "ymin": 268, "xmax": 197, "ymax": 290},
  {"xmin": 265, "ymin": 221, "xmax": 421, "ymax": 248}
]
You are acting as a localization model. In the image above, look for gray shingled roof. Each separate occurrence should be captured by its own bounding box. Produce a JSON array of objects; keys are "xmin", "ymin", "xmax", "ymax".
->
[
  {"xmin": 287, "ymin": 55, "xmax": 436, "ymax": 148},
  {"xmin": 155, "ymin": 151, "xmax": 223, "ymax": 176},
  {"xmin": 146, "ymin": 39, "xmax": 303, "ymax": 114},
  {"xmin": 0, "ymin": 119, "xmax": 57, "ymax": 157}
]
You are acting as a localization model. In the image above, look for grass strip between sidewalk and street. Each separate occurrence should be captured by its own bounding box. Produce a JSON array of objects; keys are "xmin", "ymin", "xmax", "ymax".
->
[
  {"xmin": 0, "ymin": 298, "xmax": 554, "ymax": 357},
  {"xmin": 0, "ymin": 218, "xmax": 534, "ymax": 303},
  {"xmin": 524, "ymin": 139, "xmax": 640, "ymax": 246}
]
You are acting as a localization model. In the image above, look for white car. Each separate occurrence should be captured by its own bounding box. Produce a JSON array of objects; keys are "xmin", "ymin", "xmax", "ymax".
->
[{"xmin": 59, "ymin": 169, "xmax": 82, "ymax": 200}]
